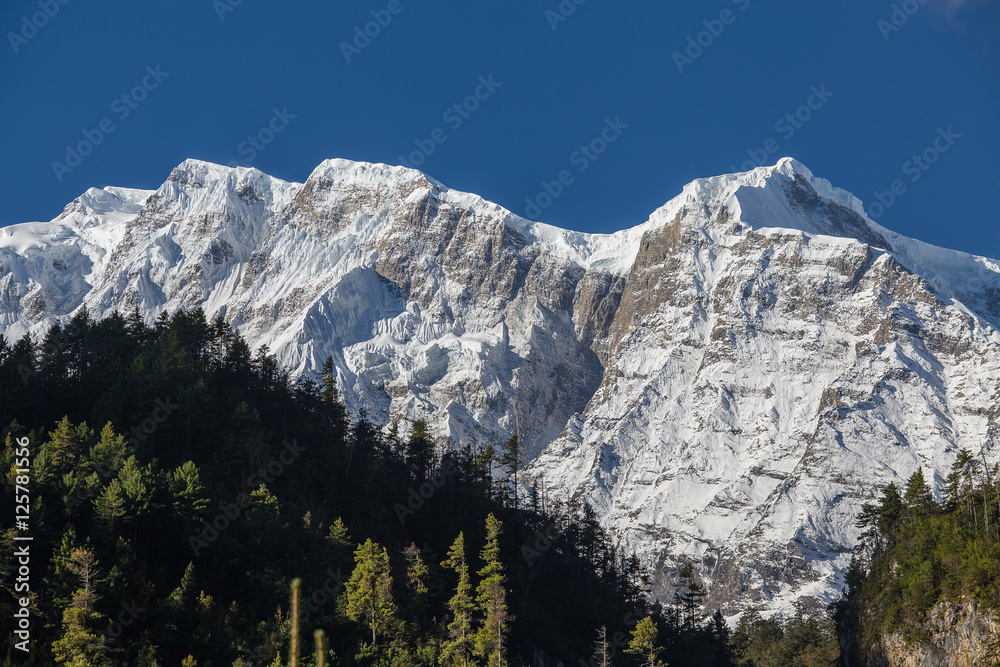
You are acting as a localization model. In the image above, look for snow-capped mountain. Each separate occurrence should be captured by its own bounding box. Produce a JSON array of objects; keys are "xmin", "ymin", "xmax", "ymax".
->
[{"xmin": 3, "ymin": 157, "xmax": 999, "ymax": 616}]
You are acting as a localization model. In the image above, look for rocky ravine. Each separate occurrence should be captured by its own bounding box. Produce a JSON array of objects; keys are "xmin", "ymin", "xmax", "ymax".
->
[{"xmin": 2, "ymin": 156, "xmax": 999, "ymax": 617}]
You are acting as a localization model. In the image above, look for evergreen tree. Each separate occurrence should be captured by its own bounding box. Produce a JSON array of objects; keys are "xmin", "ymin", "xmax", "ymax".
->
[
  {"xmin": 903, "ymin": 468, "xmax": 934, "ymax": 516},
  {"xmin": 475, "ymin": 513, "xmax": 509, "ymax": 667},
  {"xmin": 946, "ymin": 449, "xmax": 980, "ymax": 526},
  {"xmin": 93, "ymin": 478, "xmax": 126, "ymax": 534},
  {"xmin": 168, "ymin": 562, "xmax": 197, "ymax": 609},
  {"xmin": 45, "ymin": 416, "xmax": 92, "ymax": 472},
  {"xmin": 681, "ymin": 581, "xmax": 707, "ymax": 630},
  {"xmin": 592, "ymin": 625, "xmax": 612, "ymax": 667},
  {"xmin": 442, "ymin": 533, "xmax": 476, "ymax": 667},
  {"xmin": 116, "ymin": 456, "xmax": 159, "ymax": 537},
  {"xmin": 319, "ymin": 356, "xmax": 340, "ymax": 405},
  {"xmin": 627, "ymin": 616, "xmax": 666, "ymax": 667},
  {"xmin": 499, "ymin": 435, "xmax": 524, "ymax": 508},
  {"xmin": 318, "ymin": 355, "xmax": 348, "ymax": 427},
  {"xmin": 476, "ymin": 444, "xmax": 497, "ymax": 491},
  {"xmin": 326, "ymin": 516, "xmax": 354, "ymax": 568},
  {"xmin": 403, "ymin": 542, "xmax": 430, "ymax": 623},
  {"xmin": 877, "ymin": 481, "xmax": 903, "ymax": 542},
  {"xmin": 406, "ymin": 420, "xmax": 436, "ymax": 481},
  {"xmin": 168, "ymin": 460, "xmax": 210, "ymax": 520},
  {"xmin": 90, "ymin": 422, "xmax": 129, "ymax": 474},
  {"xmin": 345, "ymin": 539, "xmax": 398, "ymax": 645},
  {"xmin": 52, "ymin": 549, "xmax": 113, "ymax": 667}
]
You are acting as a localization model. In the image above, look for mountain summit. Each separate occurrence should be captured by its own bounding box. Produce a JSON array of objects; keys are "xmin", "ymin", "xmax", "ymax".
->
[{"xmin": 3, "ymin": 157, "xmax": 998, "ymax": 615}]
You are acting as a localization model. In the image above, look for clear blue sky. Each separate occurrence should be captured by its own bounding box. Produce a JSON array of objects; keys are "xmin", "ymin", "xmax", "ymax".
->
[{"xmin": 2, "ymin": 0, "xmax": 997, "ymax": 256}]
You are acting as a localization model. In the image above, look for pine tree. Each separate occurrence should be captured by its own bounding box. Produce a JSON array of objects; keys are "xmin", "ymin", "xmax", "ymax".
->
[
  {"xmin": 877, "ymin": 482, "xmax": 903, "ymax": 547},
  {"xmin": 442, "ymin": 533, "xmax": 476, "ymax": 667},
  {"xmin": 626, "ymin": 616, "xmax": 666, "ymax": 667},
  {"xmin": 710, "ymin": 609, "xmax": 729, "ymax": 644},
  {"xmin": 319, "ymin": 355, "xmax": 347, "ymax": 426},
  {"xmin": 319, "ymin": 356, "xmax": 340, "ymax": 404},
  {"xmin": 90, "ymin": 422, "xmax": 128, "ymax": 474},
  {"xmin": 681, "ymin": 581, "xmax": 707, "ymax": 630},
  {"xmin": 592, "ymin": 625, "xmax": 612, "ymax": 667},
  {"xmin": 406, "ymin": 420, "xmax": 435, "ymax": 481},
  {"xmin": 855, "ymin": 501, "xmax": 882, "ymax": 563},
  {"xmin": 475, "ymin": 513, "xmax": 509, "ymax": 667},
  {"xmin": 903, "ymin": 467, "xmax": 935, "ymax": 515},
  {"xmin": 946, "ymin": 449, "xmax": 981, "ymax": 527},
  {"xmin": 167, "ymin": 562, "xmax": 197, "ymax": 610},
  {"xmin": 247, "ymin": 483, "xmax": 281, "ymax": 525},
  {"xmin": 45, "ymin": 416, "xmax": 92, "ymax": 471},
  {"xmin": 345, "ymin": 539, "xmax": 398, "ymax": 645},
  {"xmin": 476, "ymin": 444, "xmax": 497, "ymax": 489},
  {"xmin": 499, "ymin": 435, "xmax": 524, "ymax": 508},
  {"xmin": 326, "ymin": 516, "xmax": 353, "ymax": 568},
  {"xmin": 402, "ymin": 542, "xmax": 430, "ymax": 625},
  {"xmin": 169, "ymin": 460, "xmax": 210, "ymax": 520},
  {"xmin": 93, "ymin": 479, "xmax": 126, "ymax": 534},
  {"xmin": 623, "ymin": 553, "xmax": 644, "ymax": 605},
  {"xmin": 52, "ymin": 549, "xmax": 113, "ymax": 667}
]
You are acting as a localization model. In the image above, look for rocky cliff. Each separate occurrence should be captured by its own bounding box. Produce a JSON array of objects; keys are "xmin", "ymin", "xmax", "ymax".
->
[
  {"xmin": 866, "ymin": 600, "xmax": 999, "ymax": 667},
  {"xmin": 3, "ymin": 156, "xmax": 999, "ymax": 616}
]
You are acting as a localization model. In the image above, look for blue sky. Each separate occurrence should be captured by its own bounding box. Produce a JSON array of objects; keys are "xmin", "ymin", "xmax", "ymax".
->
[{"xmin": 1, "ymin": 0, "xmax": 997, "ymax": 256}]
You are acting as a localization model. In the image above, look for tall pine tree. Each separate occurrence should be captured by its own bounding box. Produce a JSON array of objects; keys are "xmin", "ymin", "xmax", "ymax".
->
[
  {"xmin": 475, "ymin": 514, "xmax": 509, "ymax": 667},
  {"xmin": 345, "ymin": 539, "xmax": 398, "ymax": 645},
  {"xmin": 626, "ymin": 616, "xmax": 666, "ymax": 667},
  {"xmin": 442, "ymin": 533, "xmax": 476, "ymax": 667}
]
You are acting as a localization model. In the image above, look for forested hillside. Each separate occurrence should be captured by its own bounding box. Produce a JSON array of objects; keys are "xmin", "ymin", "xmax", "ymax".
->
[
  {"xmin": 0, "ymin": 309, "xmax": 837, "ymax": 666},
  {"xmin": 836, "ymin": 465, "xmax": 1000, "ymax": 665}
]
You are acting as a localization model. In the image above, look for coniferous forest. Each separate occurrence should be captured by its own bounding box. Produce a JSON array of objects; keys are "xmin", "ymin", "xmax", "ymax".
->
[
  {"xmin": 13, "ymin": 307, "xmax": 1000, "ymax": 666},
  {"xmin": 835, "ymin": 464, "xmax": 1000, "ymax": 664}
]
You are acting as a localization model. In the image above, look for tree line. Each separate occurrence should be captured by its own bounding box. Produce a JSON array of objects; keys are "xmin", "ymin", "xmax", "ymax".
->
[{"xmin": 1, "ymin": 308, "xmax": 840, "ymax": 665}]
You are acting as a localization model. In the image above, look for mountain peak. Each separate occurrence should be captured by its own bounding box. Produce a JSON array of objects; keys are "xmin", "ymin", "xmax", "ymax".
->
[
  {"xmin": 3, "ymin": 156, "xmax": 1000, "ymax": 618},
  {"xmin": 307, "ymin": 158, "xmax": 444, "ymax": 191},
  {"xmin": 644, "ymin": 158, "xmax": 889, "ymax": 252}
]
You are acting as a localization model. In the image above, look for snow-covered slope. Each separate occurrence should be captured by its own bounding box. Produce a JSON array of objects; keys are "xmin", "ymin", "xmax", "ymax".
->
[{"xmin": 2, "ymin": 156, "xmax": 998, "ymax": 616}]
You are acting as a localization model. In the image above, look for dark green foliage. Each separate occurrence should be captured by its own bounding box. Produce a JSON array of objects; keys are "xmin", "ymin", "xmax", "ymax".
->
[
  {"xmin": 837, "ymin": 465, "xmax": 1000, "ymax": 662},
  {"xmin": 1, "ymin": 309, "xmax": 860, "ymax": 666},
  {"xmin": 2, "ymin": 309, "xmax": 749, "ymax": 666},
  {"xmin": 627, "ymin": 615, "xmax": 666, "ymax": 667},
  {"xmin": 730, "ymin": 607, "xmax": 839, "ymax": 667}
]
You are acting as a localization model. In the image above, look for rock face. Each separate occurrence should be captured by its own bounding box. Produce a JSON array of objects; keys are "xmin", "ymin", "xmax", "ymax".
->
[
  {"xmin": 2, "ymin": 156, "xmax": 1000, "ymax": 616},
  {"xmin": 868, "ymin": 600, "xmax": 1000, "ymax": 667}
]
